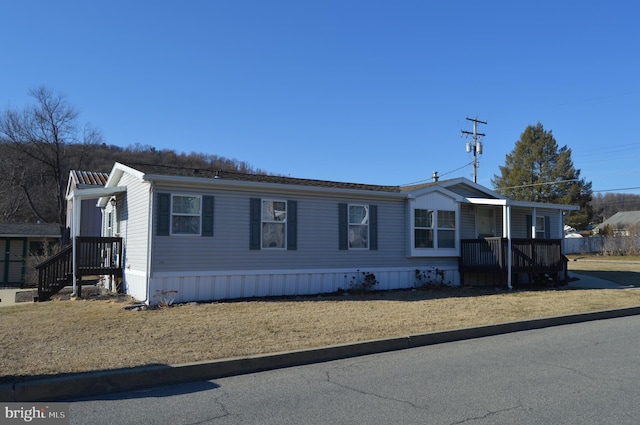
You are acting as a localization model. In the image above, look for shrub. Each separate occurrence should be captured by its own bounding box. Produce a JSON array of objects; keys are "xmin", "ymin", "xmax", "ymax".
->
[
  {"xmin": 348, "ymin": 270, "xmax": 379, "ymax": 293},
  {"xmin": 414, "ymin": 267, "xmax": 449, "ymax": 289}
]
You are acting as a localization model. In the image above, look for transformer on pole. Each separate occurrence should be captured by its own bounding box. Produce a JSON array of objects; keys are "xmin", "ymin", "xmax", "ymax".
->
[{"xmin": 461, "ymin": 116, "xmax": 487, "ymax": 183}]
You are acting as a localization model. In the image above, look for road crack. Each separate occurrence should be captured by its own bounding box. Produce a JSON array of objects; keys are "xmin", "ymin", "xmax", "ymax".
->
[
  {"xmin": 325, "ymin": 370, "xmax": 428, "ymax": 411},
  {"xmin": 449, "ymin": 405, "xmax": 523, "ymax": 425}
]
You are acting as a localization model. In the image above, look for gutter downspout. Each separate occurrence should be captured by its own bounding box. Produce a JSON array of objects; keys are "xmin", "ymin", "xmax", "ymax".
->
[
  {"xmin": 505, "ymin": 203, "xmax": 513, "ymax": 290},
  {"xmin": 144, "ymin": 182, "xmax": 154, "ymax": 305}
]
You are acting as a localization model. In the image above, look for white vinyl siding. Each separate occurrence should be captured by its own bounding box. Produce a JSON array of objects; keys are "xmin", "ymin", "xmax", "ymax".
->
[
  {"xmin": 113, "ymin": 172, "xmax": 150, "ymax": 277},
  {"xmin": 151, "ymin": 190, "xmax": 422, "ymax": 273}
]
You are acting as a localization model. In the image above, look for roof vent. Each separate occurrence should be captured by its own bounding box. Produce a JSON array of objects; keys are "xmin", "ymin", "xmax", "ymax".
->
[{"xmin": 432, "ymin": 171, "xmax": 439, "ymax": 182}]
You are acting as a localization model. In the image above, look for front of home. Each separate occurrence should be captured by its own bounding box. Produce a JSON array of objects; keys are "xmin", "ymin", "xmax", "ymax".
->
[{"xmin": 53, "ymin": 162, "xmax": 578, "ymax": 304}]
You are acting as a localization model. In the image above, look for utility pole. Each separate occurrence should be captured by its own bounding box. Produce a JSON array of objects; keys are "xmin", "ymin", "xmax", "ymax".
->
[{"xmin": 461, "ymin": 116, "xmax": 487, "ymax": 183}]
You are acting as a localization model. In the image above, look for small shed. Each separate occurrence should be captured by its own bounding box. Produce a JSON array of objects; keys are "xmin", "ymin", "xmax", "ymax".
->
[{"xmin": 0, "ymin": 223, "xmax": 62, "ymax": 287}]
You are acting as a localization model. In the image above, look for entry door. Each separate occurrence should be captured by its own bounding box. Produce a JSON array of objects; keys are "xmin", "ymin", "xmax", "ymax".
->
[{"xmin": 477, "ymin": 209, "xmax": 495, "ymax": 238}]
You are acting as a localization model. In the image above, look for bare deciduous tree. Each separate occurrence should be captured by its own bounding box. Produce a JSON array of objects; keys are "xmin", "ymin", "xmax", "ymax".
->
[{"xmin": 0, "ymin": 86, "xmax": 102, "ymax": 225}]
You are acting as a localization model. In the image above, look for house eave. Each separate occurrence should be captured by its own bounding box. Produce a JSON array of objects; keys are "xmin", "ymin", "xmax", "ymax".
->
[
  {"xmin": 140, "ymin": 173, "xmax": 409, "ymax": 200},
  {"xmin": 465, "ymin": 197, "xmax": 579, "ymax": 210}
]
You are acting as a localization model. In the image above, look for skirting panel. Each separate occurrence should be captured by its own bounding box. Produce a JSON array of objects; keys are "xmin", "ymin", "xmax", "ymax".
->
[
  {"xmin": 122, "ymin": 270, "xmax": 148, "ymax": 303},
  {"xmin": 145, "ymin": 267, "xmax": 460, "ymax": 304}
]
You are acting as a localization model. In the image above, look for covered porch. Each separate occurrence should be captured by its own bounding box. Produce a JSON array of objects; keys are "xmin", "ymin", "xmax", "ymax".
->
[
  {"xmin": 461, "ymin": 197, "xmax": 578, "ymax": 288},
  {"xmin": 459, "ymin": 237, "xmax": 567, "ymax": 287},
  {"xmin": 35, "ymin": 183, "xmax": 127, "ymax": 301}
]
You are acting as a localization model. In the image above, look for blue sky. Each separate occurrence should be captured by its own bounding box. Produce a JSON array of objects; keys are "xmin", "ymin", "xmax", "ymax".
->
[{"xmin": 2, "ymin": 1, "xmax": 639, "ymax": 193}]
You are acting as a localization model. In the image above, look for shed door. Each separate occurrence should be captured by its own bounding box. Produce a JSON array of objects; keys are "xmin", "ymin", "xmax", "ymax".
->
[{"xmin": 1, "ymin": 238, "xmax": 26, "ymax": 287}]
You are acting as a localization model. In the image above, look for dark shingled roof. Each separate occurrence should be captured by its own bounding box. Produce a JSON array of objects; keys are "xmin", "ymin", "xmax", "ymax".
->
[
  {"xmin": 122, "ymin": 163, "xmax": 402, "ymax": 193},
  {"xmin": 0, "ymin": 223, "xmax": 61, "ymax": 237}
]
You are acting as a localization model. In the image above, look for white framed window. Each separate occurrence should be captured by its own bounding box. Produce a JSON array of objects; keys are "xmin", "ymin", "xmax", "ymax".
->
[
  {"xmin": 106, "ymin": 211, "xmax": 113, "ymax": 237},
  {"xmin": 171, "ymin": 194, "xmax": 202, "ymax": 235},
  {"xmin": 262, "ymin": 199, "xmax": 287, "ymax": 248},
  {"xmin": 536, "ymin": 216, "xmax": 546, "ymax": 239},
  {"xmin": 437, "ymin": 210, "xmax": 456, "ymax": 248},
  {"xmin": 348, "ymin": 204, "xmax": 369, "ymax": 249},
  {"xmin": 413, "ymin": 209, "xmax": 456, "ymax": 249},
  {"xmin": 414, "ymin": 209, "xmax": 434, "ymax": 248}
]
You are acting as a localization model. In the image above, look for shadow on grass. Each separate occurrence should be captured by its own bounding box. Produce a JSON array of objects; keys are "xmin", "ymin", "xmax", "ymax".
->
[
  {"xmin": 570, "ymin": 270, "xmax": 640, "ymax": 287},
  {"xmin": 200, "ymin": 284, "xmax": 573, "ymax": 305}
]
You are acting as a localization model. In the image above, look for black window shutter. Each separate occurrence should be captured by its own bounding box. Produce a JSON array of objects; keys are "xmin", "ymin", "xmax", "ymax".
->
[
  {"xmin": 526, "ymin": 215, "xmax": 532, "ymax": 239},
  {"xmin": 202, "ymin": 196, "xmax": 214, "ymax": 237},
  {"xmin": 287, "ymin": 200, "xmax": 297, "ymax": 250},
  {"xmin": 369, "ymin": 204, "xmax": 378, "ymax": 250},
  {"xmin": 157, "ymin": 193, "xmax": 170, "ymax": 236},
  {"xmin": 338, "ymin": 203, "xmax": 348, "ymax": 250},
  {"xmin": 250, "ymin": 198, "xmax": 261, "ymax": 250}
]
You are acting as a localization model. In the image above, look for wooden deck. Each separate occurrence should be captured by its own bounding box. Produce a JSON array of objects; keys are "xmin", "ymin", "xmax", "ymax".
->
[{"xmin": 459, "ymin": 237, "xmax": 567, "ymax": 287}]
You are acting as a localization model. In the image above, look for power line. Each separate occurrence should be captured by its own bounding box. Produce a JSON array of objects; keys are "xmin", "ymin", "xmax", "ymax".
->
[
  {"xmin": 592, "ymin": 186, "xmax": 640, "ymax": 193},
  {"xmin": 501, "ymin": 179, "xmax": 579, "ymax": 190},
  {"xmin": 399, "ymin": 161, "xmax": 473, "ymax": 186}
]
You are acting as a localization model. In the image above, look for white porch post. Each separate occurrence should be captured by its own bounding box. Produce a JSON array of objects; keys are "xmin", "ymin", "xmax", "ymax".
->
[
  {"xmin": 504, "ymin": 203, "xmax": 512, "ymax": 289},
  {"xmin": 71, "ymin": 194, "xmax": 81, "ymax": 296},
  {"xmin": 531, "ymin": 208, "xmax": 537, "ymax": 239}
]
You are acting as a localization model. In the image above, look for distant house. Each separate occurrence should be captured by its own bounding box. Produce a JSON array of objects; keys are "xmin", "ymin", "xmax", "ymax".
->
[
  {"xmin": 597, "ymin": 211, "xmax": 640, "ymax": 236},
  {"xmin": 65, "ymin": 170, "xmax": 110, "ymax": 237},
  {"xmin": 51, "ymin": 162, "xmax": 579, "ymax": 304},
  {"xmin": 0, "ymin": 223, "xmax": 61, "ymax": 287}
]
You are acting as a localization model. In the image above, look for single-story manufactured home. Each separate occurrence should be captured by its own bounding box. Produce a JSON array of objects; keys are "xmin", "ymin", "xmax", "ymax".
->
[{"xmin": 41, "ymin": 162, "xmax": 578, "ymax": 303}]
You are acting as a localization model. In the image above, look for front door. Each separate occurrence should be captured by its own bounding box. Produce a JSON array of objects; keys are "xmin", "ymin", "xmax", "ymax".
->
[{"xmin": 477, "ymin": 208, "xmax": 495, "ymax": 238}]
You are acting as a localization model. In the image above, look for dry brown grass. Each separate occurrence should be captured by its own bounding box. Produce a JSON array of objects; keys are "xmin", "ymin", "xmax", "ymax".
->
[
  {"xmin": 2, "ymin": 257, "xmax": 640, "ymax": 383},
  {"xmin": 567, "ymin": 254, "xmax": 640, "ymax": 286}
]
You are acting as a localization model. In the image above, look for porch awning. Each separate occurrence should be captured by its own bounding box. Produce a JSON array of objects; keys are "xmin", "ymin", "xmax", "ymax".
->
[{"xmin": 66, "ymin": 186, "xmax": 127, "ymax": 203}]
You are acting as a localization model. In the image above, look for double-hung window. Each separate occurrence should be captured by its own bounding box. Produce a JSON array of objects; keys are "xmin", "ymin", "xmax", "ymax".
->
[
  {"xmin": 171, "ymin": 195, "xmax": 201, "ymax": 235},
  {"xmin": 348, "ymin": 204, "xmax": 369, "ymax": 249},
  {"xmin": 414, "ymin": 209, "xmax": 456, "ymax": 249},
  {"xmin": 338, "ymin": 203, "xmax": 377, "ymax": 250},
  {"xmin": 414, "ymin": 209, "xmax": 434, "ymax": 248},
  {"xmin": 535, "ymin": 216, "xmax": 546, "ymax": 239},
  {"xmin": 261, "ymin": 199, "xmax": 287, "ymax": 248},
  {"xmin": 437, "ymin": 210, "xmax": 456, "ymax": 248},
  {"xmin": 157, "ymin": 193, "xmax": 214, "ymax": 237}
]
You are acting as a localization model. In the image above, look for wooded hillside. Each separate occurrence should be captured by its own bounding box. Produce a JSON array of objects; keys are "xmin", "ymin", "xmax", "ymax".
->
[{"xmin": 0, "ymin": 141, "xmax": 265, "ymax": 226}]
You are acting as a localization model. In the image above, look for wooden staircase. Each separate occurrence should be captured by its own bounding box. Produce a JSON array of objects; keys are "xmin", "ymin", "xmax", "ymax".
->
[
  {"xmin": 36, "ymin": 245, "xmax": 73, "ymax": 301},
  {"xmin": 35, "ymin": 237, "xmax": 123, "ymax": 301}
]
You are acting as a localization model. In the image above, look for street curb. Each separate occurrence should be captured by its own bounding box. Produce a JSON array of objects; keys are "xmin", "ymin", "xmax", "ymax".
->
[{"xmin": 2, "ymin": 305, "xmax": 640, "ymax": 402}]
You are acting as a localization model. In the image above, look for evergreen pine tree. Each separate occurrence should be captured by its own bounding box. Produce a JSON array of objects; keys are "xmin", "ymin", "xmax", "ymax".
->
[{"xmin": 491, "ymin": 123, "xmax": 592, "ymax": 229}]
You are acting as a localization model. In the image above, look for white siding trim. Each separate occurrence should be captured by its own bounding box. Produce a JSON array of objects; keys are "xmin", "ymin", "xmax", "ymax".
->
[{"xmin": 145, "ymin": 266, "xmax": 460, "ymax": 304}]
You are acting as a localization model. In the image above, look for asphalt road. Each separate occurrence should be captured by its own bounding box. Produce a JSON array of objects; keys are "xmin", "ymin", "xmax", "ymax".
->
[{"xmin": 70, "ymin": 315, "xmax": 640, "ymax": 425}]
